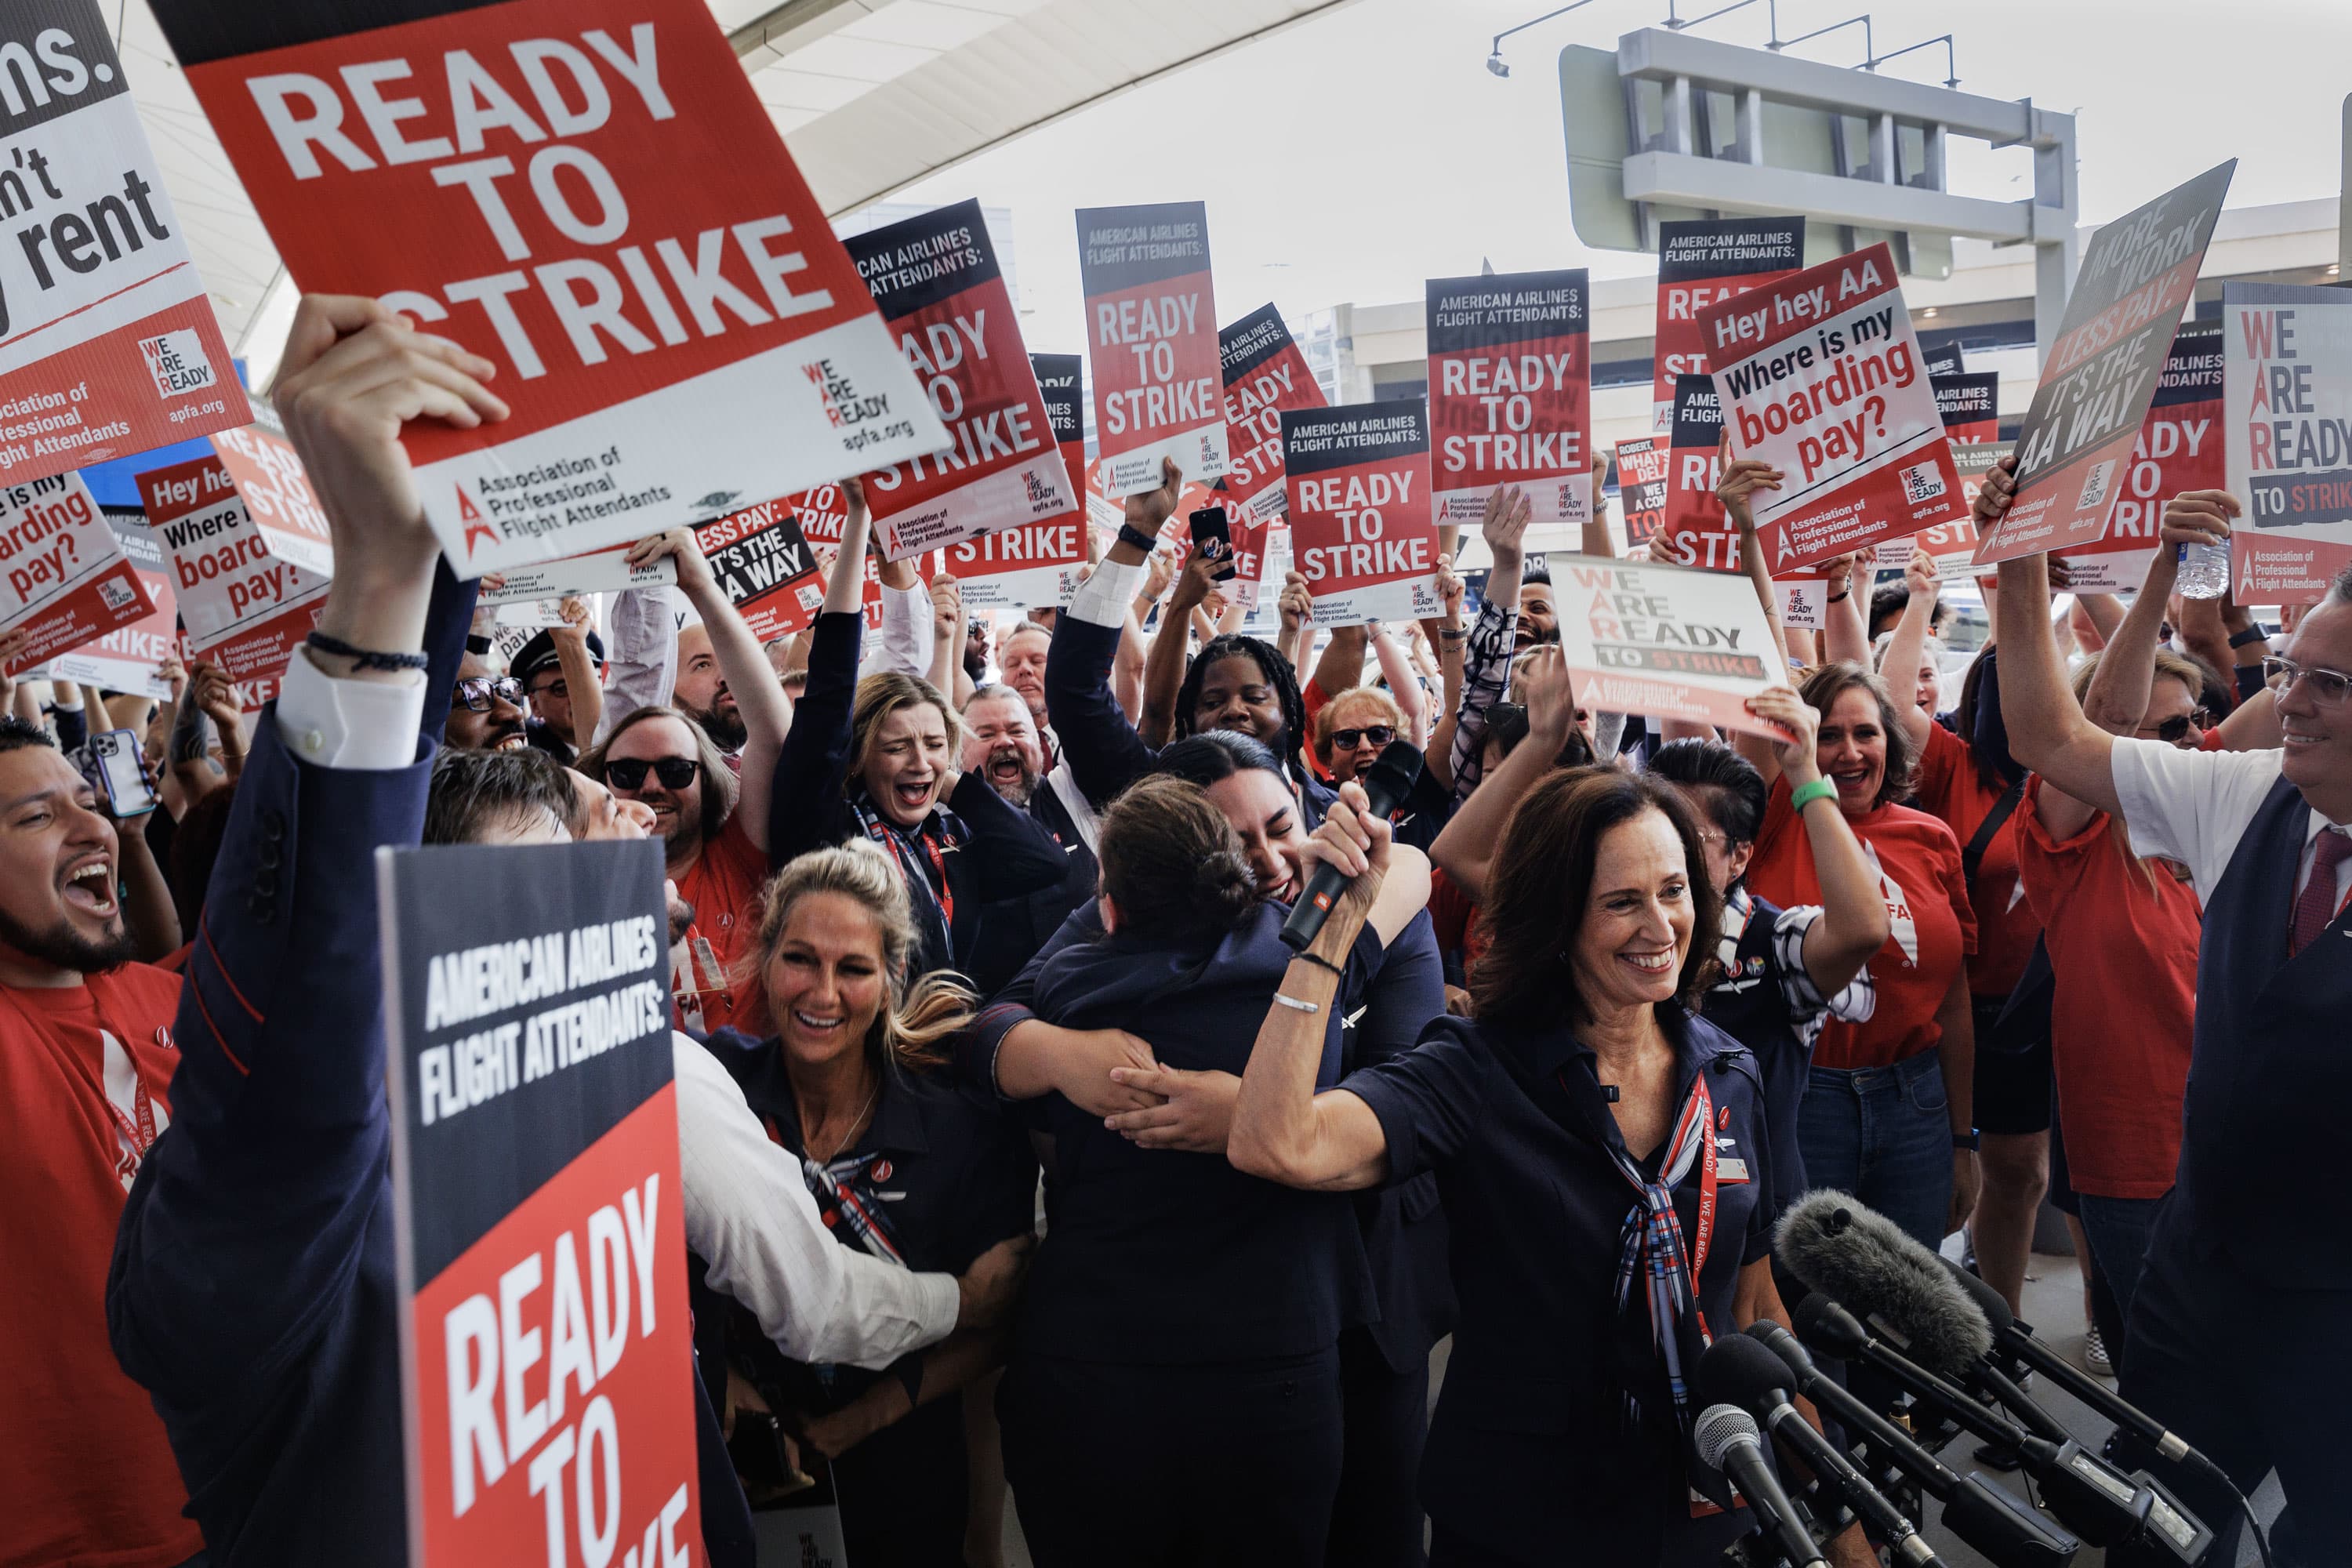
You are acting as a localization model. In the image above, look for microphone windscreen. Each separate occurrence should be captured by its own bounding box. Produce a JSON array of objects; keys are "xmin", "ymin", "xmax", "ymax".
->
[
  {"xmin": 1697, "ymin": 1333, "xmax": 1799, "ymax": 1415},
  {"xmin": 1693, "ymin": 1403, "xmax": 1762, "ymax": 1472},
  {"xmin": 1940, "ymin": 1257, "xmax": 2016, "ymax": 1335},
  {"xmin": 1775, "ymin": 1190, "xmax": 1992, "ymax": 1378},
  {"xmin": 1359, "ymin": 740, "xmax": 1425, "ymax": 817}
]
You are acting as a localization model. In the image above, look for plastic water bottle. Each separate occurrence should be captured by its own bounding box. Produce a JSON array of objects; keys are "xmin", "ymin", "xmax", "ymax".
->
[{"xmin": 2176, "ymin": 540, "xmax": 2230, "ymax": 600}]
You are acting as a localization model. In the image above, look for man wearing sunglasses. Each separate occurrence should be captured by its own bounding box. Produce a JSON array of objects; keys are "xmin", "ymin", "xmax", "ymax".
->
[
  {"xmin": 446, "ymin": 658, "xmax": 530, "ymax": 752},
  {"xmin": 1987, "ymin": 474, "xmax": 2346, "ymax": 1568}
]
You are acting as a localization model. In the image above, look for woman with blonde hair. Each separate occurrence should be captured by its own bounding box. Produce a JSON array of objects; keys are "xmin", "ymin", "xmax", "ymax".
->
[
  {"xmin": 764, "ymin": 485, "xmax": 1070, "ymax": 986},
  {"xmin": 698, "ymin": 840, "xmax": 1036, "ymax": 1564}
]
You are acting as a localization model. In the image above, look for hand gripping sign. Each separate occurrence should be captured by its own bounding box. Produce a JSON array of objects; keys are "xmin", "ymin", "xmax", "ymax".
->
[
  {"xmin": 0, "ymin": 471, "xmax": 158, "ymax": 674},
  {"xmin": 2224, "ymin": 281, "xmax": 2352, "ymax": 605},
  {"xmin": 1218, "ymin": 303, "xmax": 1327, "ymax": 529},
  {"xmin": 379, "ymin": 838, "xmax": 699, "ymax": 1568},
  {"xmin": 2060, "ymin": 320, "xmax": 2223, "ymax": 593},
  {"xmin": 1976, "ymin": 161, "xmax": 2235, "ymax": 566},
  {"xmin": 1425, "ymin": 268, "xmax": 1590, "ymax": 530},
  {"xmin": 1558, "ymin": 558, "xmax": 1791, "ymax": 741},
  {"xmin": 0, "ymin": 0, "xmax": 252, "ymax": 485},
  {"xmin": 1280, "ymin": 402, "xmax": 1442, "ymax": 628},
  {"xmin": 1701, "ymin": 242, "xmax": 1966, "ymax": 573},
  {"xmin": 1651, "ymin": 218, "xmax": 1806, "ymax": 434},
  {"xmin": 150, "ymin": 0, "xmax": 949, "ymax": 578},
  {"xmin": 1077, "ymin": 202, "xmax": 1227, "ymax": 498},
  {"xmin": 846, "ymin": 201, "xmax": 1073, "ymax": 561}
]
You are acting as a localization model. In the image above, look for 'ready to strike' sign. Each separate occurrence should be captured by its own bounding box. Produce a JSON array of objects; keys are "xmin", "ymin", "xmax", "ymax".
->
[
  {"xmin": 2060, "ymin": 320, "xmax": 2223, "ymax": 592},
  {"xmin": 1280, "ymin": 401, "xmax": 1441, "ymax": 628},
  {"xmin": 1657, "ymin": 375, "xmax": 1733, "ymax": 572},
  {"xmin": 2224, "ymin": 281, "xmax": 2352, "ymax": 605},
  {"xmin": 1651, "ymin": 217, "xmax": 1806, "ymax": 433},
  {"xmin": 1030, "ymin": 353, "xmax": 1088, "ymax": 523},
  {"xmin": 0, "ymin": 470, "xmax": 158, "ymax": 675},
  {"xmin": 944, "ymin": 514, "xmax": 1089, "ymax": 610},
  {"xmin": 1218, "ymin": 303, "xmax": 1327, "ymax": 529},
  {"xmin": 846, "ymin": 201, "xmax": 1072, "ymax": 561},
  {"xmin": 1976, "ymin": 161, "xmax": 2235, "ymax": 567},
  {"xmin": 27, "ymin": 517, "xmax": 180, "ymax": 696},
  {"xmin": 0, "ymin": 0, "xmax": 252, "ymax": 485},
  {"xmin": 1425, "ymin": 268, "xmax": 1589, "ymax": 530},
  {"xmin": 690, "ymin": 496, "xmax": 822, "ymax": 642},
  {"xmin": 1077, "ymin": 201, "xmax": 1227, "ymax": 497},
  {"xmin": 1558, "ymin": 558, "xmax": 1789, "ymax": 739},
  {"xmin": 1702, "ymin": 241, "xmax": 1965, "ymax": 572},
  {"xmin": 139, "ymin": 422, "xmax": 334, "ymax": 705},
  {"xmin": 148, "ymin": 0, "xmax": 948, "ymax": 578},
  {"xmin": 1614, "ymin": 436, "xmax": 1671, "ymax": 546},
  {"xmin": 1933, "ymin": 372, "xmax": 2001, "ymax": 445},
  {"xmin": 378, "ymin": 837, "xmax": 696, "ymax": 1568}
]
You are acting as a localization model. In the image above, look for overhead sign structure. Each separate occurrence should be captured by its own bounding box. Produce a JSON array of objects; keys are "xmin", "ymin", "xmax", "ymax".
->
[
  {"xmin": 1651, "ymin": 218, "xmax": 1806, "ymax": 432},
  {"xmin": 2060, "ymin": 321, "xmax": 2223, "ymax": 592},
  {"xmin": 1976, "ymin": 162, "xmax": 2235, "ymax": 566},
  {"xmin": 0, "ymin": 0, "xmax": 252, "ymax": 484},
  {"xmin": 2224, "ymin": 281, "xmax": 2352, "ymax": 604},
  {"xmin": 1077, "ymin": 201, "xmax": 1227, "ymax": 497},
  {"xmin": 1557, "ymin": 557, "xmax": 1789, "ymax": 739},
  {"xmin": 1281, "ymin": 402, "xmax": 1442, "ymax": 627},
  {"xmin": 1703, "ymin": 242, "xmax": 1966, "ymax": 571},
  {"xmin": 378, "ymin": 838, "xmax": 698, "ymax": 1568},
  {"xmin": 151, "ymin": 0, "xmax": 950, "ymax": 577},
  {"xmin": 1425, "ymin": 268, "xmax": 1590, "ymax": 531},
  {"xmin": 847, "ymin": 201, "xmax": 1072, "ymax": 561}
]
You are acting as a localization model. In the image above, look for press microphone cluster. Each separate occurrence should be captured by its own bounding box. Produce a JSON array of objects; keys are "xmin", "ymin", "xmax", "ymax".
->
[
  {"xmin": 1279, "ymin": 741, "xmax": 1422, "ymax": 950},
  {"xmin": 1769, "ymin": 1192, "xmax": 2220, "ymax": 1567}
]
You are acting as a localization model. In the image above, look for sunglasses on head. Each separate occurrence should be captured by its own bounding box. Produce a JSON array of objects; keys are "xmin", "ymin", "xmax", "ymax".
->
[
  {"xmin": 1330, "ymin": 725, "xmax": 1396, "ymax": 751},
  {"xmin": 605, "ymin": 757, "xmax": 701, "ymax": 791},
  {"xmin": 454, "ymin": 676, "xmax": 524, "ymax": 713}
]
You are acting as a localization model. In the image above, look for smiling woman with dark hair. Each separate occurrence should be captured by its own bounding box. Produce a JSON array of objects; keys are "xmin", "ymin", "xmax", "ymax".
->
[{"xmin": 1225, "ymin": 769, "xmax": 1864, "ymax": 1567}]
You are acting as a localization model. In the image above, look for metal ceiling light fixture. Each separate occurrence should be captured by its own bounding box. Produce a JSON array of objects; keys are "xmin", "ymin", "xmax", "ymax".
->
[{"xmin": 1487, "ymin": 1, "xmax": 1596, "ymax": 78}]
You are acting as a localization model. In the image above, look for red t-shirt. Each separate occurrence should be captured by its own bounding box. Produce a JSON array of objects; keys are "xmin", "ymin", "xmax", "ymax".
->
[
  {"xmin": 2016, "ymin": 780, "xmax": 2199, "ymax": 1197},
  {"xmin": 0, "ymin": 964, "xmax": 204, "ymax": 1567},
  {"xmin": 1427, "ymin": 866, "xmax": 1488, "ymax": 979},
  {"xmin": 1749, "ymin": 776, "xmax": 1976, "ymax": 1070},
  {"xmin": 673, "ymin": 815, "xmax": 771, "ymax": 1036},
  {"xmin": 1913, "ymin": 722, "xmax": 2041, "ymax": 999}
]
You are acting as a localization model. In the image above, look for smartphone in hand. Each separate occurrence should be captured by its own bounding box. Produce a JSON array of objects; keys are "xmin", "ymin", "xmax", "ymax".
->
[
  {"xmin": 1188, "ymin": 505, "xmax": 1237, "ymax": 581},
  {"xmin": 90, "ymin": 730, "xmax": 158, "ymax": 817}
]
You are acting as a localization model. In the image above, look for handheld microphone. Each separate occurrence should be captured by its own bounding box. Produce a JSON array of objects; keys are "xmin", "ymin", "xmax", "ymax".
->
[
  {"xmin": 1791, "ymin": 1294, "xmax": 2176, "ymax": 1554},
  {"xmin": 1697, "ymin": 1337, "xmax": 1944, "ymax": 1566},
  {"xmin": 1279, "ymin": 741, "xmax": 1423, "ymax": 950},
  {"xmin": 1746, "ymin": 1322, "xmax": 2078, "ymax": 1568},
  {"xmin": 1692, "ymin": 1403, "xmax": 1826, "ymax": 1568}
]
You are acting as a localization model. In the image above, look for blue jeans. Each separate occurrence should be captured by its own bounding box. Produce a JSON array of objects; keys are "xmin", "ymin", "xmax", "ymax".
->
[
  {"xmin": 2076, "ymin": 1192, "xmax": 2165, "ymax": 1359},
  {"xmin": 1798, "ymin": 1049, "xmax": 1954, "ymax": 1254}
]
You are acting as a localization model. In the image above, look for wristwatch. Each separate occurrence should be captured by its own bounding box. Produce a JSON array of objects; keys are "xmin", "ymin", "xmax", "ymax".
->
[
  {"xmin": 1952, "ymin": 1127, "xmax": 1981, "ymax": 1152},
  {"xmin": 2229, "ymin": 626, "xmax": 2269, "ymax": 649},
  {"xmin": 1116, "ymin": 522, "xmax": 1158, "ymax": 554}
]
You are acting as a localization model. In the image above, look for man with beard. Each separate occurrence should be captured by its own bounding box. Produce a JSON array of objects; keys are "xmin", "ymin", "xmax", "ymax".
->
[
  {"xmin": 959, "ymin": 683, "xmax": 1097, "ymax": 995},
  {"xmin": 580, "ymin": 525, "xmax": 788, "ymax": 1033},
  {"xmin": 674, "ymin": 619, "xmax": 749, "ymax": 757},
  {"xmin": 444, "ymin": 642, "xmax": 530, "ymax": 752},
  {"xmin": 0, "ymin": 717, "xmax": 201, "ymax": 1568},
  {"xmin": 997, "ymin": 619, "xmax": 1057, "ymax": 761}
]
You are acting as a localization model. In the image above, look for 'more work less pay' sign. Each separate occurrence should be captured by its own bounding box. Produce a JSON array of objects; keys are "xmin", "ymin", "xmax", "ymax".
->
[{"xmin": 150, "ymin": 0, "xmax": 948, "ymax": 577}]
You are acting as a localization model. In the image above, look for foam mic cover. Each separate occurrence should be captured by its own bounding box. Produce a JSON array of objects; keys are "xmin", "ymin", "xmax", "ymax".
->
[
  {"xmin": 1279, "ymin": 741, "xmax": 1425, "ymax": 951},
  {"xmin": 1774, "ymin": 1190, "xmax": 1993, "ymax": 1378},
  {"xmin": 1696, "ymin": 1334, "xmax": 1802, "ymax": 1415}
]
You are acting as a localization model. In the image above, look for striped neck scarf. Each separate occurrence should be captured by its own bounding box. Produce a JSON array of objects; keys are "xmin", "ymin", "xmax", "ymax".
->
[{"xmin": 1600, "ymin": 1071, "xmax": 1719, "ymax": 1439}]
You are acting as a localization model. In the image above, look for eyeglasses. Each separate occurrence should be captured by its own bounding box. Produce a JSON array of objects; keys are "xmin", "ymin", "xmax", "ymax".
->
[
  {"xmin": 527, "ymin": 677, "xmax": 568, "ymax": 701},
  {"xmin": 1330, "ymin": 725, "xmax": 1396, "ymax": 750},
  {"xmin": 454, "ymin": 676, "xmax": 524, "ymax": 713},
  {"xmin": 605, "ymin": 757, "xmax": 702, "ymax": 791},
  {"xmin": 2262, "ymin": 655, "xmax": 2352, "ymax": 706}
]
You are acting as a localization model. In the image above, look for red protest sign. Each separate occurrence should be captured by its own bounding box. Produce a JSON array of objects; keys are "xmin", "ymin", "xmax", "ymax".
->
[
  {"xmin": 1031, "ymin": 354, "xmax": 1089, "ymax": 524},
  {"xmin": 1652, "ymin": 218, "xmax": 1806, "ymax": 433},
  {"xmin": 692, "ymin": 499, "xmax": 822, "ymax": 642},
  {"xmin": 0, "ymin": 474, "xmax": 158, "ymax": 675},
  {"xmin": 2060, "ymin": 321, "xmax": 2222, "ymax": 591},
  {"xmin": 1703, "ymin": 243, "xmax": 1965, "ymax": 572},
  {"xmin": 155, "ymin": 0, "xmax": 947, "ymax": 577},
  {"xmin": 1218, "ymin": 304, "xmax": 1327, "ymax": 528},
  {"xmin": 210, "ymin": 415, "xmax": 336, "ymax": 579},
  {"xmin": 848, "ymin": 201, "xmax": 1073, "ymax": 561},
  {"xmin": 1282, "ymin": 403, "xmax": 1441, "ymax": 627},
  {"xmin": 1657, "ymin": 376, "xmax": 1736, "ymax": 572},
  {"xmin": 1933, "ymin": 372, "xmax": 2001, "ymax": 445},
  {"xmin": 1426, "ymin": 269, "xmax": 1589, "ymax": 531},
  {"xmin": 0, "ymin": 0, "xmax": 252, "ymax": 485},
  {"xmin": 1615, "ymin": 437, "xmax": 1671, "ymax": 546},
  {"xmin": 140, "ymin": 443, "xmax": 329, "ymax": 705},
  {"xmin": 1077, "ymin": 203, "xmax": 1227, "ymax": 497},
  {"xmin": 1976, "ymin": 162, "xmax": 2235, "ymax": 566},
  {"xmin": 944, "ymin": 516, "xmax": 1089, "ymax": 610},
  {"xmin": 34, "ymin": 521, "xmax": 180, "ymax": 698}
]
